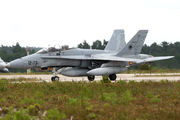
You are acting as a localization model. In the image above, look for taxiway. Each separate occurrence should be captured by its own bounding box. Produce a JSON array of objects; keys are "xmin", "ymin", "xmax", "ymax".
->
[{"xmin": 0, "ymin": 73, "xmax": 180, "ymax": 82}]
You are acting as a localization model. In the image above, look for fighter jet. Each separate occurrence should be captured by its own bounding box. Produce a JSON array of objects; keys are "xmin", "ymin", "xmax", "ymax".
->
[
  {"xmin": 0, "ymin": 57, "xmax": 9, "ymax": 73},
  {"xmin": 6, "ymin": 30, "xmax": 174, "ymax": 81}
]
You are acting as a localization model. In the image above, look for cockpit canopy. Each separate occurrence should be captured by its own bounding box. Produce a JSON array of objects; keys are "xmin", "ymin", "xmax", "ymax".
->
[{"xmin": 36, "ymin": 45, "xmax": 70, "ymax": 54}]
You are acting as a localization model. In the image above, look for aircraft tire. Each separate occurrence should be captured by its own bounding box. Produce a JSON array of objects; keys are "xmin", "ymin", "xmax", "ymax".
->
[
  {"xmin": 109, "ymin": 74, "xmax": 116, "ymax": 81},
  {"xmin": 88, "ymin": 75, "xmax": 95, "ymax": 81},
  {"xmin": 54, "ymin": 76, "xmax": 59, "ymax": 81},
  {"xmin": 51, "ymin": 76, "xmax": 59, "ymax": 81},
  {"xmin": 51, "ymin": 77, "xmax": 55, "ymax": 81}
]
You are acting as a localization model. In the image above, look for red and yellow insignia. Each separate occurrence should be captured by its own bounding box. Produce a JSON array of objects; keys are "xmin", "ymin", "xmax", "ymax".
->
[{"xmin": 129, "ymin": 61, "xmax": 132, "ymax": 65}]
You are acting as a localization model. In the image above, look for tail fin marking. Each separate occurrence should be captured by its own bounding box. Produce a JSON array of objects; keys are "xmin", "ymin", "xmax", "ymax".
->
[{"xmin": 116, "ymin": 30, "xmax": 148, "ymax": 57}]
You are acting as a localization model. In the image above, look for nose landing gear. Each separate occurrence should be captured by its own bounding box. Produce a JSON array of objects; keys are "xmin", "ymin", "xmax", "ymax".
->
[
  {"xmin": 51, "ymin": 76, "xmax": 59, "ymax": 81},
  {"xmin": 51, "ymin": 68, "xmax": 59, "ymax": 81}
]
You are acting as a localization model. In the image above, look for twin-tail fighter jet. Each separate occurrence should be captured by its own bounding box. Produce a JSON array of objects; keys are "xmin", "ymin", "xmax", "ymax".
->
[{"xmin": 6, "ymin": 30, "xmax": 174, "ymax": 81}]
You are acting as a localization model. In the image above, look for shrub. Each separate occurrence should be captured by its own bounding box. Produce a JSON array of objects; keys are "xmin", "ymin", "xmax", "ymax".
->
[
  {"xmin": 0, "ymin": 98, "xmax": 6, "ymax": 102},
  {"xmin": 0, "ymin": 80, "xmax": 8, "ymax": 92},
  {"xmin": 100, "ymin": 76, "xmax": 111, "ymax": 83},
  {"xmin": 45, "ymin": 108, "xmax": 66, "ymax": 120},
  {"xmin": 146, "ymin": 92, "xmax": 154, "ymax": 98},
  {"xmin": 99, "ymin": 92, "xmax": 117, "ymax": 105},
  {"xmin": 86, "ymin": 105, "xmax": 94, "ymax": 111},
  {"xmin": 27, "ymin": 104, "xmax": 40, "ymax": 116},
  {"xmin": 89, "ymin": 113, "xmax": 96, "ymax": 119},
  {"xmin": 117, "ymin": 80, "xmax": 126, "ymax": 84},
  {"xmin": 82, "ymin": 86, "xmax": 94, "ymax": 98},
  {"xmin": 34, "ymin": 92, "xmax": 44, "ymax": 99},
  {"xmin": 121, "ymin": 89, "xmax": 136, "ymax": 104},
  {"xmin": 151, "ymin": 97, "xmax": 161, "ymax": 102},
  {"xmin": 68, "ymin": 97, "xmax": 80, "ymax": 106},
  {"xmin": 21, "ymin": 96, "xmax": 35, "ymax": 104},
  {"xmin": 36, "ymin": 99, "xmax": 46, "ymax": 105},
  {"xmin": 1, "ymin": 107, "xmax": 32, "ymax": 120},
  {"xmin": 103, "ymin": 103, "xmax": 110, "ymax": 107}
]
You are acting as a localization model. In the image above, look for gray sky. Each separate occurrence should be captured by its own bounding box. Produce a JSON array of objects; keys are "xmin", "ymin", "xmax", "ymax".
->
[{"xmin": 0, "ymin": 0, "xmax": 180, "ymax": 48}]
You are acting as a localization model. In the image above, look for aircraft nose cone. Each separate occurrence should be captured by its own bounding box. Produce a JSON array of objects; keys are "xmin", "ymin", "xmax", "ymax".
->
[{"xmin": 7, "ymin": 59, "xmax": 24, "ymax": 68}]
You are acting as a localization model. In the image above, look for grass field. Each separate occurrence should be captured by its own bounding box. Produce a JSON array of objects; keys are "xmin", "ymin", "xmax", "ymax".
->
[
  {"xmin": 0, "ymin": 77, "xmax": 42, "ymax": 82},
  {"xmin": 0, "ymin": 77, "xmax": 180, "ymax": 119}
]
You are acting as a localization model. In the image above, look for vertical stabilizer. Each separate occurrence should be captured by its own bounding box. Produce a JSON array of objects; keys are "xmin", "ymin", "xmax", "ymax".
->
[
  {"xmin": 116, "ymin": 30, "xmax": 148, "ymax": 56},
  {"xmin": 105, "ymin": 29, "xmax": 126, "ymax": 52}
]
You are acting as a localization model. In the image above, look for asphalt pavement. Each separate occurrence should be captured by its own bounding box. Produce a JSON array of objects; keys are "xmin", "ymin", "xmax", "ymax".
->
[{"xmin": 0, "ymin": 73, "xmax": 180, "ymax": 82}]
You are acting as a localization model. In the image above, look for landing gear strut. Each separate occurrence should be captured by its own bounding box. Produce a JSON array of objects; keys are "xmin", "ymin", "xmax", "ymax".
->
[
  {"xmin": 109, "ymin": 74, "xmax": 116, "ymax": 81},
  {"xmin": 87, "ymin": 75, "xmax": 95, "ymax": 81},
  {"xmin": 51, "ymin": 68, "xmax": 59, "ymax": 81}
]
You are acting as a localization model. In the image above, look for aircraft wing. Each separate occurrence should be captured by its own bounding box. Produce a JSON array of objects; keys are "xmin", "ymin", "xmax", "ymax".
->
[
  {"xmin": 41, "ymin": 55, "xmax": 174, "ymax": 63},
  {"xmin": 41, "ymin": 55, "xmax": 142, "ymax": 63},
  {"xmin": 142, "ymin": 56, "xmax": 174, "ymax": 63}
]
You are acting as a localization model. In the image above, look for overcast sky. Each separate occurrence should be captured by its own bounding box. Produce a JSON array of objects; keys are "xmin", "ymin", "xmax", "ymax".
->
[{"xmin": 0, "ymin": 0, "xmax": 180, "ymax": 48}]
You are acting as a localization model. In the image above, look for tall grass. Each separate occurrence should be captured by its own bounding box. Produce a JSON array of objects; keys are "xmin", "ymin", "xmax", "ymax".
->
[{"xmin": 0, "ymin": 79, "xmax": 180, "ymax": 119}]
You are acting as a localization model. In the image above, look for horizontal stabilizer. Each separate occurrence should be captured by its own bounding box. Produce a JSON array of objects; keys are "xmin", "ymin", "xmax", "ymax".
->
[{"xmin": 143, "ymin": 56, "xmax": 174, "ymax": 63}]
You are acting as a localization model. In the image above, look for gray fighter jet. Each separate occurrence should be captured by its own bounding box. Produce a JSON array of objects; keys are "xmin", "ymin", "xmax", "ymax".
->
[
  {"xmin": 6, "ymin": 30, "xmax": 174, "ymax": 81},
  {"xmin": 0, "ymin": 58, "xmax": 9, "ymax": 73}
]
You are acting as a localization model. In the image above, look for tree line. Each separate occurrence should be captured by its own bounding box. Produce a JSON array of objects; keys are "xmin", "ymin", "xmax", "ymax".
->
[
  {"xmin": 0, "ymin": 40, "xmax": 179, "ymax": 72},
  {"xmin": 0, "ymin": 42, "xmax": 39, "ymax": 72},
  {"xmin": 141, "ymin": 41, "xmax": 180, "ymax": 69},
  {"xmin": 0, "ymin": 42, "xmax": 40, "ymax": 62}
]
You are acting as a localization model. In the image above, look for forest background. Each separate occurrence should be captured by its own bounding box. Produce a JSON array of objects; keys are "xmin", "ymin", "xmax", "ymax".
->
[{"xmin": 0, "ymin": 40, "xmax": 179, "ymax": 72}]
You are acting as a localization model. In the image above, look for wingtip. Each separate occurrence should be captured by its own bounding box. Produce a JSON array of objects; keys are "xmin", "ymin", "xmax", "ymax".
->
[{"xmin": 168, "ymin": 56, "xmax": 175, "ymax": 58}]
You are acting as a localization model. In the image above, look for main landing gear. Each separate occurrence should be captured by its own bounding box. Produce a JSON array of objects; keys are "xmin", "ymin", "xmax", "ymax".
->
[
  {"xmin": 87, "ymin": 75, "xmax": 95, "ymax": 81},
  {"xmin": 87, "ymin": 74, "xmax": 117, "ymax": 81},
  {"xmin": 109, "ymin": 74, "xmax": 117, "ymax": 81}
]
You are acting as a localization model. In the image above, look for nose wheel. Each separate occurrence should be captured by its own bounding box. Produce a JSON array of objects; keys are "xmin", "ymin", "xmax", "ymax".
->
[
  {"xmin": 51, "ymin": 76, "xmax": 59, "ymax": 81},
  {"xmin": 51, "ymin": 68, "xmax": 59, "ymax": 81}
]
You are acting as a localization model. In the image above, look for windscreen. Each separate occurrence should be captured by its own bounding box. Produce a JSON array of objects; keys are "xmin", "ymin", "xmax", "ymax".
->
[{"xmin": 36, "ymin": 48, "xmax": 48, "ymax": 54}]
